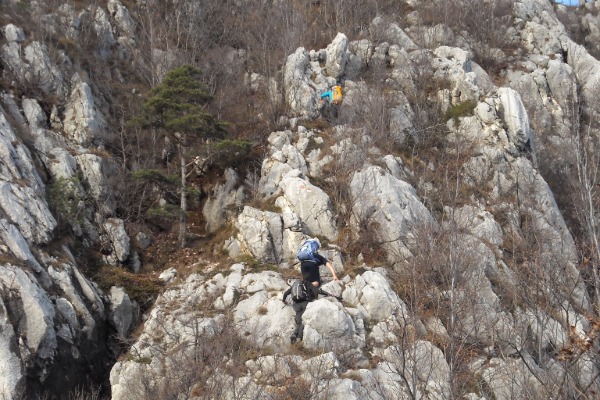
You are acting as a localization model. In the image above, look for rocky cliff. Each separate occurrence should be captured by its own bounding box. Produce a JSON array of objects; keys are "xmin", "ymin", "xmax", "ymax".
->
[{"xmin": 1, "ymin": 0, "xmax": 600, "ymax": 399}]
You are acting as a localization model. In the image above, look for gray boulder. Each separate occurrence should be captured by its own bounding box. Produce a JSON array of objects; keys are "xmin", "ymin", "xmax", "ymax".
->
[
  {"xmin": 233, "ymin": 291, "xmax": 294, "ymax": 348},
  {"xmin": 3, "ymin": 24, "xmax": 25, "ymax": 42},
  {"xmin": 302, "ymin": 298, "xmax": 365, "ymax": 353},
  {"xmin": 345, "ymin": 270, "xmax": 408, "ymax": 325},
  {"xmin": 482, "ymin": 356, "xmax": 544, "ymax": 400},
  {"xmin": 370, "ymin": 16, "xmax": 418, "ymax": 51},
  {"xmin": 158, "ymin": 267, "xmax": 177, "ymax": 284},
  {"xmin": 233, "ymin": 206, "xmax": 283, "ymax": 264},
  {"xmin": 108, "ymin": 286, "xmax": 138, "ymax": 338},
  {"xmin": 102, "ymin": 218, "xmax": 130, "ymax": 265}
]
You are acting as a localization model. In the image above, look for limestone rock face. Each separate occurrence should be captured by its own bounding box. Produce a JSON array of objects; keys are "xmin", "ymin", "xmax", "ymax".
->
[
  {"xmin": 75, "ymin": 153, "xmax": 116, "ymax": 216},
  {"xmin": 233, "ymin": 206, "xmax": 284, "ymax": 264},
  {"xmin": 259, "ymin": 130, "xmax": 308, "ymax": 198},
  {"xmin": 63, "ymin": 75, "xmax": 107, "ymax": 146},
  {"xmin": 278, "ymin": 172, "xmax": 338, "ymax": 241},
  {"xmin": 451, "ymin": 204, "xmax": 503, "ymax": 246},
  {"xmin": 496, "ymin": 87, "xmax": 532, "ymax": 150},
  {"xmin": 203, "ymin": 168, "xmax": 245, "ymax": 233},
  {"xmin": 382, "ymin": 340, "xmax": 451, "ymax": 399},
  {"xmin": 324, "ymin": 33, "xmax": 349, "ymax": 79},
  {"xmin": 0, "ymin": 265, "xmax": 57, "ymax": 363},
  {"xmin": 370, "ymin": 16, "xmax": 418, "ymax": 51},
  {"xmin": 89, "ymin": 6, "xmax": 117, "ymax": 57},
  {"xmin": 546, "ymin": 59, "xmax": 576, "ymax": 110},
  {"xmin": 102, "ymin": 218, "xmax": 131, "ymax": 265},
  {"xmin": 108, "ymin": 286, "xmax": 138, "ymax": 338},
  {"xmin": 107, "ymin": 0, "xmax": 135, "ymax": 38},
  {"xmin": 283, "ymin": 48, "xmax": 319, "ymax": 118},
  {"xmin": 0, "ymin": 112, "xmax": 56, "ymax": 245},
  {"xmin": 2, "ymin": 0, "xmax": 600, "ymax": 398},
  {"xmin": 432, "ymin": 46, "xmax": 492, "ymax": 102},
  {"xmin": 3, "ymin": 24, "xmax": 25, "ymax": 42},
  {"xmin": 482, "ymin": 357, "xmax": 544, "ymax": 400},
  {"xmin": 346, "ymin": 39, "xmax": 374, "ymax": 79},
  {"xmin": 2, "ymin": 39, "xmax": 67, "ymax": 99},
  {"xmin": 350, "ymin": 271, "xmax": 408, "ymax": 324},
  {"xmin": 0, "ymin": 69, "xmax": 124, "ymax": 400},
  {"xmin": 350, "ymin": 165, "xmax": 433, "ymax": 261},
  {"xmin": 0, "ymin": 295, "xmax": 24, "ymax": 399}
]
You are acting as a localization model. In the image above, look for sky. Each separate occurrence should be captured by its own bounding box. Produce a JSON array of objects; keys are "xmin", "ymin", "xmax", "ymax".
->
[{"xmin": 554, "ymin": 0, "xmax": 583, "ymax": 5}]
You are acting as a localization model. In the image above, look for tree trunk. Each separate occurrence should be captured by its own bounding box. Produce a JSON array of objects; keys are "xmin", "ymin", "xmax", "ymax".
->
[{"xmin": 179, "ymin": 140, "xmax": 187, "ymax": 248}]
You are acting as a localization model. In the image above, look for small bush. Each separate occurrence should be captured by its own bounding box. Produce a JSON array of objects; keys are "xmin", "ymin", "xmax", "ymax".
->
[
  {"xmin": 131, "ymin": 169, "xmax": 179, "ymax": 186},
  {"xmin": 93, "ymin": 265, "xmax": 163, "ymax": 311},
  {"xmin": 210, "ymin": 139, "xmax": 253, "ymax": 170},
  {"xmin": 146, "ymin": 204, "xmax": 181, "ymax": 229},
  {"xmin": 236, "ymin": 255, "xmax": 277, "ymax": 272},
  {"xmin": 46, "ymin": 177, "xmax": 84, "ymax": 233},
  {"xmin": 444, "ymin": 100, "xmax": 477, "ymax": 124}
]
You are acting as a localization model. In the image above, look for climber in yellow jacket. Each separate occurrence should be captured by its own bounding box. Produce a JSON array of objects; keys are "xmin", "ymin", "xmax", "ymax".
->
[{"xmin": 320, "ymin": 85, "xmax": 342, "ymax": 105}]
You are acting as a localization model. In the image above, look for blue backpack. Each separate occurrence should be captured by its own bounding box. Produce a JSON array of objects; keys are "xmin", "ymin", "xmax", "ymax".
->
[{"xmin": 297, "ymin": 239, "xmax": 320, "ymax": 263}]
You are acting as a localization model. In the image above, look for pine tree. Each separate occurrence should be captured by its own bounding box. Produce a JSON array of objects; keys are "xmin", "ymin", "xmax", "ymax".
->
[{"xmin": 132, "ymin": 65, "xmax": 225, "ymax": 248}]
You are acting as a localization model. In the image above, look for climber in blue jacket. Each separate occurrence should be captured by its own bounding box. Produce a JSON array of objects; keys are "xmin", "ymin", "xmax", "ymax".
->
[{"xmin": 320, "ymin": 90, "xmax": 334, "ymax": 103}]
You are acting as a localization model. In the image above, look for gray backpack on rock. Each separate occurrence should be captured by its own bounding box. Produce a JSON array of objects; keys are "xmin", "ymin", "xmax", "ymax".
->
[{"xmin": 291, "ymin": 280, "xmax": 310, "ymax": 302}]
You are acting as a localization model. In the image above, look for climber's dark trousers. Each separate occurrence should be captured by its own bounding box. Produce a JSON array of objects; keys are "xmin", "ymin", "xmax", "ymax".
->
[{"xmin": 292, "ymin": 301, "xmax": 309, "ymax": 340}]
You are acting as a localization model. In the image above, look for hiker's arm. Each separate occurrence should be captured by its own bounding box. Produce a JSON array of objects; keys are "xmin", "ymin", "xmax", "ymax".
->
[
  {"xmin": 325, "ymin": 261, "xmax": 339, "ymax": 281},
  {"xmin": 282, "ymin": 287, "xmax": 291, "ymax": 302},
  {"xmin": 318, "ymin": 288, "xmax": 342, "ymax": 301}
]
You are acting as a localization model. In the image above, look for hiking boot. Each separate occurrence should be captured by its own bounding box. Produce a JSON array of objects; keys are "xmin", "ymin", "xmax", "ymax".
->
[{"xmin": 290, "ymin": 336, "xmax": 297, "ymax": 344}]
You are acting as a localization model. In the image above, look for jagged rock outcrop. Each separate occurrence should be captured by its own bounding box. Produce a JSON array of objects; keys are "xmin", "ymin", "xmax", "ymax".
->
[
  {"xmin": 230, "ymin": 206, "xmax": 284, "ymax": 264},
  {"xmin": 350, "ymin": 164, "xmax": 434, "ymax": 261},
  {"xmin": 188, "ymin": 6, "xmax": 599, "ymax": 397},
  {"xmin": 277, "ymin": 171, "xmax": 338, "ymax": 241},
  {"xmin": 1, "ymin": 38, "xmax": 67, "ymax": 100},
  {"xmin": 283, "ymin": 48, "xmax": 320, "ymax": 118},
  {"xmin": 63, "ymin": 75, "xmax": 108, "ymax": 147},
  {"xmin": 0, "ymin": 6, "xmax": 142, "ymax": 396},
  {"xmin": 110, "ymin": 266, "xmax": 456, "ymax": 399},
  {"xmin": 324, "ymin": 32, "xmax": 349, "ymax": 79}
]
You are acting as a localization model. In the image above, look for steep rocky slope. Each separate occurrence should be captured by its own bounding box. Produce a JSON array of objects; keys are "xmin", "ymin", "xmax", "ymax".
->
[
  {"xmin": 1, "ymin": 0, "xmax": 600, "ymax": 399},
  {"xmin": 111, "ymin": 1, "xmax": 600, "ymax": 399}
]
